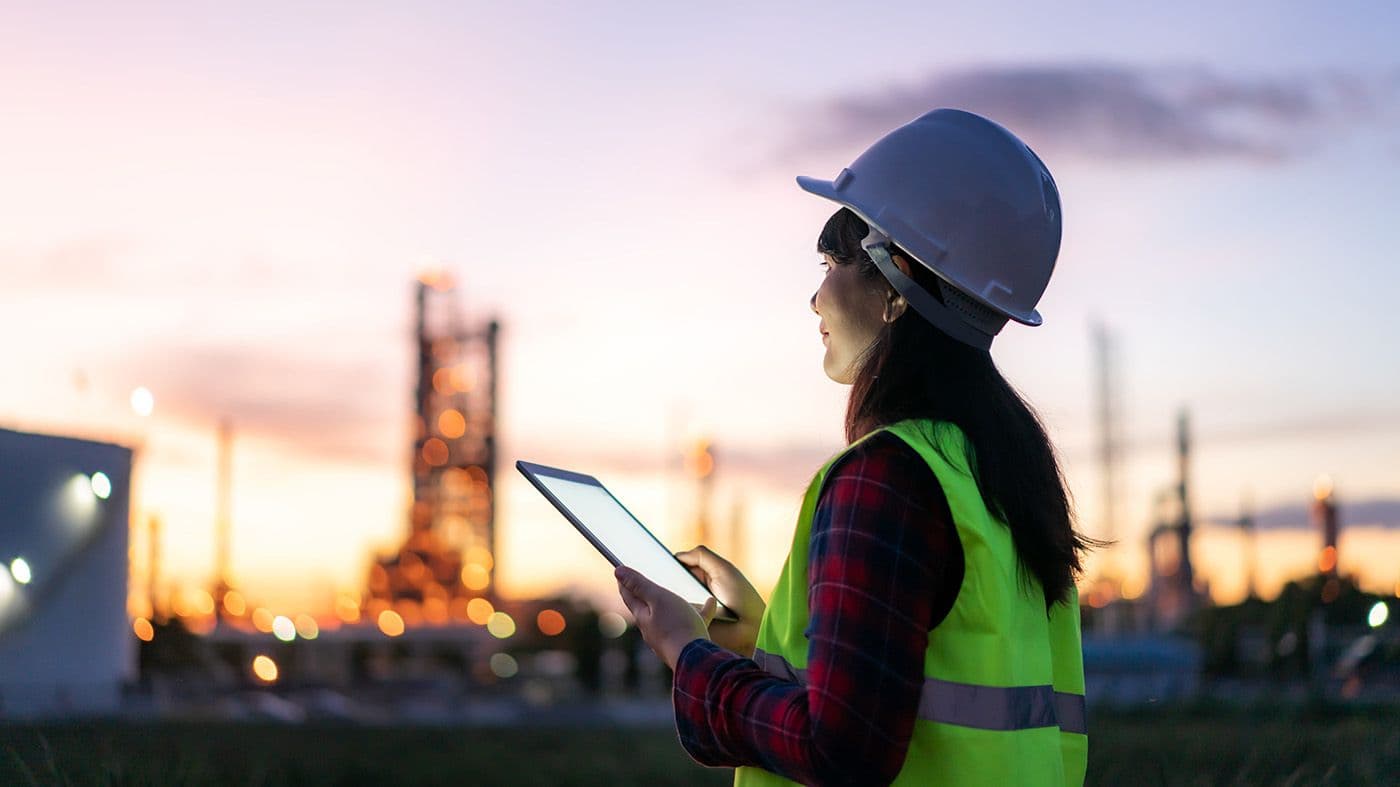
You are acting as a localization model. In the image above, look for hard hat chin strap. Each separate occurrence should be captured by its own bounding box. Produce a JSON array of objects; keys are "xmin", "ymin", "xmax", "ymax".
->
[{"xmin": 862, "ymin": 231, "xmax": 995, "ymax": 351}]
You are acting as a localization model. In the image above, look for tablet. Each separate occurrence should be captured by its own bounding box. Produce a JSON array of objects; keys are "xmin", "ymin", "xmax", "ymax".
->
[{"xmin": 516, "ymin": 460, "xmax": 737, "ymax": 622}]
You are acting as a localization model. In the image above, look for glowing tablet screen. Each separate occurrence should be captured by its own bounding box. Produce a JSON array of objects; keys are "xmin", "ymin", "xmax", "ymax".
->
[{"xmin": 520, "ymin": 462, "xmax": 728, "ymax": 617}]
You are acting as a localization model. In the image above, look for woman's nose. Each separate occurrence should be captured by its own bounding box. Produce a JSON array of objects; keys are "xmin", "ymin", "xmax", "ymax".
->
[{"xmin": 809, "ymin": 290, "xmax": 819, "ymax": 314}]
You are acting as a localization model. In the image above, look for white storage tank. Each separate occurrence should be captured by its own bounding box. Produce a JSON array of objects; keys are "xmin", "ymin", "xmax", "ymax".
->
[{"xmin": 0, "ymin": 427, "xmax": 134, "ymax": 717}]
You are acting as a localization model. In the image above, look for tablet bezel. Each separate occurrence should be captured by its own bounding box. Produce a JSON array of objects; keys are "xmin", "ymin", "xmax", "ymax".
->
[{"xmin": 516, "ymin": 459, "xmax": 737, "ymax": 622}]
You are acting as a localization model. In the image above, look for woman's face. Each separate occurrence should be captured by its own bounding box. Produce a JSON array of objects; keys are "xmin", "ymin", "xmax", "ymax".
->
[{"xmin": 812, "ymin": 253, "xmax": 891, "ymax": 384}]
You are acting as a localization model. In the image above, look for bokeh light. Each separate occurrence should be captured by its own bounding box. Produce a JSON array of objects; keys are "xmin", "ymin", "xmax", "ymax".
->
[
  {"xmin": 222, "ymin": 590, "xmax": 247, "ymax": 617},
  {"xmin": 487, "ymin": 611, "xmax": 516, "ymax": 639},
  {"xmin": 378, "ymin": 609, "xmax": 405, "ymax": 637},
  {"xmin": 422, "ymin": 438, "xmax": 449, "ymax": 466},
  {"xmin": 251, "ymin": 607, "xmax": 275, "ymax": 633},
  {"xmin": 1313, "ymin": 474, "xmax": 1334, "ymax": 501},
  {"xmin": 536, "ymin": 609, "xmax": 566, "ymax": 636},
  {"xmin": 0, "ymin": 570, "xmax": 15, "ymax": 614},
  {"xmin": 489, "ymin": 652, "xmax": 518, "ymax": 678},
  {"xmin": 335, "ymin": 594, "xmax": 361, "ymax": 623},
  {"xmin": 599, "ymin": 611, "xmax": 628, "ymax": 639},
  {"xmin": 63, "ymin": 473, "xmax": 98, "ymax": 523},
  {"xmin": 467, "ymin": 597, "xmax": 494, "ymax": 625},
  {"xmin": 130, "ymin": 386, "xmax": 155, "ymax": 416},
  {"xmin": 171, "ymin": 591, "xmax": 194, "ymax": 618},
  {"xmin": 252, "ymin": 654, "xmax": 279, "ymax": 683},
  {"xmin": 272, "ymin": 615, "xmax": 296, "ymax": 642},
  {"xmin": 193, "ymin": 589, "xmax": 215, "ymax": 616},
  {"xmin": 132, "ymin": 617, "xmax": 154, "ymax": 642},
  {"xmin": 465, "ymin": 547, "xmax": 493, "ymax": 571},
  {"xmin": 462, "ymin": 563, "xmax": 490, "ymax": 591},
  {"xmin": 438, "ymin": 409, "xmax": 466, "ymax": 439},
  {"xmin": 90, "ymin": 472, "xmax": 112, "ymax": 500},
  {"xmin": 9, "ymin": 558, "xmax": 32, "ymax": 585},
  {"xmin": 1370, "ymin": 601, "xmax": 1390, "ymax": 628},
  {"xmin": 294, "ymin": 613, "xmax": 319, "ymax": 639}
]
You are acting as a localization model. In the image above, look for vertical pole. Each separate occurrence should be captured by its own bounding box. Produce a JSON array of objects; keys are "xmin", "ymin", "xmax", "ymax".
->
[
  {"xmin": 215, "ymin": 420, "xmax": 233, "ymax": 591},
  {"xmin": 1176, "ymin": 409, "xmax": 1194, "ymax": 599},
  {"xmin": 148, "ymin": 514, "xmax": 162, "ymax": 622}
]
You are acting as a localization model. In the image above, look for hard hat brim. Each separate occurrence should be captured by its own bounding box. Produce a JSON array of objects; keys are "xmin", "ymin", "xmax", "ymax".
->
[
  {"xmin": 795, "ymin": 174, "xmax": 1045, "ymax": 328},
  {"xmin": 795, "ymin": 175, "xmax": 840, "ymax": 201}
]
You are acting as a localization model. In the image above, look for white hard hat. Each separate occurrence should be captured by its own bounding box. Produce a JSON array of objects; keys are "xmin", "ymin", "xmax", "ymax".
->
[{"xmin": 797, "ymin": 108, "xmax": 1062, "ymax": 350}]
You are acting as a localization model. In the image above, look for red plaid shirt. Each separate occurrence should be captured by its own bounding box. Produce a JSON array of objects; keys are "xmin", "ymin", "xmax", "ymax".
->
[{"xmin": 672, "ymin": 431, "xmax": 965, "ymax": 786}]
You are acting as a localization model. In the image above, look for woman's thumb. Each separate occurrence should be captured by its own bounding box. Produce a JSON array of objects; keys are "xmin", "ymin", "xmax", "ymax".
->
[{"xmin": 699, "ymin": 597, "xmax": 718, "ymax": 625}]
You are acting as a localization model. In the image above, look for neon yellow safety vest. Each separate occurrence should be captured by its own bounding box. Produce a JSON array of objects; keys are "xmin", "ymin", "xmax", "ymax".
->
[{"xmin": 734, "ymin": 420, "xmax": 1087, "ymax": 787}]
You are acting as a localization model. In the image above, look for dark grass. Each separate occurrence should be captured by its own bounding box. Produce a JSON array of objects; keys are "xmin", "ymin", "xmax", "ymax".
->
[
  {"xmin": 1, "ymin": 708, "xmax": 1396, "ymax": 786},
  {"xmin": 0, "ymin": 722, "xmax": 729, "ymax": 787},
  {"xmin": 1086, "ymin": 707, "xmax": 1398, "ymax": 786}
]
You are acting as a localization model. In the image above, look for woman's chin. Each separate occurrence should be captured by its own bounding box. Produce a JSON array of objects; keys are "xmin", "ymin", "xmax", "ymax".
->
[{"xmin": 822, "ymin": 357, "xmax": 854, "ymax": 385}]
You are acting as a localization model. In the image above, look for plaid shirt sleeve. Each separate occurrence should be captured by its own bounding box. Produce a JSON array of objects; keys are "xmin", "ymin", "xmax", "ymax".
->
[{"xmin": 672, "ymin": 431, "xmax": 965, "ymax": 786}]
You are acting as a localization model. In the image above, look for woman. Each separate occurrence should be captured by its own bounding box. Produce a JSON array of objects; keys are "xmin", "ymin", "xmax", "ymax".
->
[{"xmin": 616, "ymin": 108, "xmax": 1094, "ymax": 786}]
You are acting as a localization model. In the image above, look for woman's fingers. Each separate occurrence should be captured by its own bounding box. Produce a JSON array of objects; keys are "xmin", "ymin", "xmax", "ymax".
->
[
  {"xmin": 615, "ymin": 567, "xmax": 651, "ymax": 620},
  {"xmin": 698, "ymin": 597, "xmax": 718, "ymax": 626},
  {"xmin": 677, "ymin": 545, "xmax": 731, "ymax": 575}
]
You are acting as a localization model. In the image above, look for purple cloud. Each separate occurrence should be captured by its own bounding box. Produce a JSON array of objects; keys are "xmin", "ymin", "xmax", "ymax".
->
[
  {"xmin": 778, "ymin": 64, "xmax": 1395, "ymax": 165},
  {"xmin": 110, "ymin": 343, "xmax": 406, "ymax": 466}
]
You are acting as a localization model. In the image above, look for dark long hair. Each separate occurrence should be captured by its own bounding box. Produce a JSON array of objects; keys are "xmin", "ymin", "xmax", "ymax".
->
[{"xmin": 819, "ymin": 208, "xmax": 1096, "ymax": 609}]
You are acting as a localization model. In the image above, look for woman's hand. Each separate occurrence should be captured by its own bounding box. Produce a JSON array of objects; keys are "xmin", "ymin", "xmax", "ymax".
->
[
  {"xmin": 675, "ymin": 546, "xmax": 765, "ymax": 658},
  {"xmin": 615, "ymin": 566, "xmax": 716, "ymax": 670}
]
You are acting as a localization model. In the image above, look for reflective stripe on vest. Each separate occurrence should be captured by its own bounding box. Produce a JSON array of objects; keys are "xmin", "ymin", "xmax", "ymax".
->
[{"xmin": 753, "ymin": 648, "xmax": 1087, "ymax": 735}]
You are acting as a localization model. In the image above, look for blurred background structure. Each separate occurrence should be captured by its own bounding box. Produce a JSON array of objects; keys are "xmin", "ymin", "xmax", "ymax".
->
[
  {"xmin": 364, "ymin": 275, "xmax": 500, "ymax": 626},
  {"xmin": 0, "ymin": 430, "xmax": 134, "ymax": 716}
]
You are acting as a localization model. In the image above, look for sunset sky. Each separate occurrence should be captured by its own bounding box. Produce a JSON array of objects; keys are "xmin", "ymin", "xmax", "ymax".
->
[{"xmin": 4, "ymin": 2, "xmax": 1399, "ymax": 616}]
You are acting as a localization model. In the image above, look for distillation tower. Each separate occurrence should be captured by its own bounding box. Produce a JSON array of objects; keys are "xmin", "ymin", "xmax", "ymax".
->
[{"xmin": 365, "ymin": 275, "xmax": 501, "ymax": 625}]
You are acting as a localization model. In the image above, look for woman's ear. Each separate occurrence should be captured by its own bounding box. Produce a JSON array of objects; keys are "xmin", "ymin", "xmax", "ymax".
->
[
  {"xmin": 883, "ymin": 293, "xmax": 908, "ymax": 323},
  {"xmin": 884, "ymin": 254, "xmax": 913, "ymax": 323}
]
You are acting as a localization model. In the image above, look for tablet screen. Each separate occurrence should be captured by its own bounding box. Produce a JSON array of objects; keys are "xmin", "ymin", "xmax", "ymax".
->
[{"xmin": 522, "ymin": 464, "xmax": 726, "ymax": 615}]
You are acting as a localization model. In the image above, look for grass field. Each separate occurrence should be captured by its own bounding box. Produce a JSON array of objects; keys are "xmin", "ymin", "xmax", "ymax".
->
[{"xmin": 2, "ymin": 707, "xmax": 1396, "ymax": 785}]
